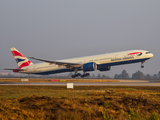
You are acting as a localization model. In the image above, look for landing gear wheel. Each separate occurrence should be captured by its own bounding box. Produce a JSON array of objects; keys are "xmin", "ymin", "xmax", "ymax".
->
[
  {"xmin": 141, "ymin": 61, "xmax": 145, "ymax": 68},
  {"xmin": 72, "ymin": 73, "xmax": 81, "ymax": 78},
  {"xmin": 76, "ymin": 73, "xmax": 81, "ymax": 76},
  {"xmin": 81, "ymin": 75, "xmax": 84, "ymax": 78},
  {"xmin": 86, "ymin": 73, "xmax": 90, "ymax": 76},
  {"xmin": 71, "ymin": 75, "xmax": 75, "ymax": 78},
  {"xmin": 81, "ymin": 73, "xmax": 90, "ymax": 78}
]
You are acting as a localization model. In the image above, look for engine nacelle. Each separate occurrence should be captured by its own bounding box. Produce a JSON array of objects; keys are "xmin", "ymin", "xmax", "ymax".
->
[
  {"xmin": 83, "ymin": 62, "xmax": 97, "ymax": 72},
  {"xmin": 98, "ymin": 66, "xmax": 111, "ymax": 71}
]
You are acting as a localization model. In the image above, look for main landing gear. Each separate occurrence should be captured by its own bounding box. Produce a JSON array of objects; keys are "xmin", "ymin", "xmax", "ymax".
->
[
  {"xmin": 71, "ymin": 68, "xmax": 90, "ymax": 78},
  {"xmin": 71, "ymin": 72, "xmax": 90, "ymax": 78},
  {"xmin": 141, "ymin": 61, "xmax": 145, "ymax": 68},
  {"xmin": 71, "ymin": 68, "xmax": 81, "ymax": 78},
  {"xmin": 81, "ymin": 73, "xmax": 90, "ymax": 78},
  {"xmin": 71, "ymin": 73, "xmax": 81, "ymax": 78}
]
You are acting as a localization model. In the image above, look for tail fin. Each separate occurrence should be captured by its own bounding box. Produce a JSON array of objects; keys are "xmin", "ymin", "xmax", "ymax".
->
[{"xmin": 10, "ymin": 47, "xmax": 33, "ymax": 68}]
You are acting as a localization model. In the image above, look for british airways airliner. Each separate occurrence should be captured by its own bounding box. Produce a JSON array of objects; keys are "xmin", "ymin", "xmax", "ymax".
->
[{"xmin": 4, "ymin": 48, "xmax": 153, "ymax": 78}]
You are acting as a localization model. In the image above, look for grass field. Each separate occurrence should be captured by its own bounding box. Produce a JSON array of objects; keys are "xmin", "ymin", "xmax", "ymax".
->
[{"xmin": 0, "ymin": 86, "xmax": 160, "ymax": 120}]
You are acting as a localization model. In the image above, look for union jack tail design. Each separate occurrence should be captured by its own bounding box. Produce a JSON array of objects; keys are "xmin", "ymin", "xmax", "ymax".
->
[{"xmin": 10, "ymin": 47, "xmax": 33, "ymax": 69}]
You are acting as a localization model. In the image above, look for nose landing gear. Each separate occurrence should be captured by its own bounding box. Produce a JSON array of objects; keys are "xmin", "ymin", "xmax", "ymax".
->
[{"xmin": 141, "ymin": 61, "xmax": 145, "ymax": 68}]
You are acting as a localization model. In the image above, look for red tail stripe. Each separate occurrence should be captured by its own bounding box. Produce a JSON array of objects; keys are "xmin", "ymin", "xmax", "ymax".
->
[
  {"xmin": 11, "ymin": 51, "xmax": 25, "ymax": 57},
  {"xmin": 13, "ymin": 60, "xmax": 32, "ymax": 72},
  {"xmin": 19, "ymin": 60, "xmax": 31, "ymax": 69}
]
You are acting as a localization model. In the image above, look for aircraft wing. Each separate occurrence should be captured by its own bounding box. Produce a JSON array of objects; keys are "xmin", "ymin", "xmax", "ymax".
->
[
  {"xmin": 29, "ymin": 57, "xmax": 82, "ymax": 68},
  {"xmin": 3, "ymin": 68, "xmax": 25, "ymax": 71}
]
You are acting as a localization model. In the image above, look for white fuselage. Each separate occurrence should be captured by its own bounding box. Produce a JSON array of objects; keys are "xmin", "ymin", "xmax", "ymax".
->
[{"xmin": 18, "ymin": 50, "xmax": 153, "ymax": 75}]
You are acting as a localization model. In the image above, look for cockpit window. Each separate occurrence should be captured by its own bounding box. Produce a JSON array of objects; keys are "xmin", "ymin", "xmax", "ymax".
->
[{"xmin": 146, "ymin": 52, "xmax": 151, "ymax": 54}]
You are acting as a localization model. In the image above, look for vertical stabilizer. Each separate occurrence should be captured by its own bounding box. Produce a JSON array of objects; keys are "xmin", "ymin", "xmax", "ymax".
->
[{"xmin": 10, "ymin": 47, "xmax": 33, "ymax": 68}]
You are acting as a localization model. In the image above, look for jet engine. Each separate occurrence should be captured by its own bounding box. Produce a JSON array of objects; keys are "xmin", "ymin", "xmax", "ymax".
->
[
  {"xmin": 98, "ymin": 66, "xmax": 111, "ymax": 71},
  {"xmin": 83, "ymin": 62, "xmax": 97, "ymax": 72}
]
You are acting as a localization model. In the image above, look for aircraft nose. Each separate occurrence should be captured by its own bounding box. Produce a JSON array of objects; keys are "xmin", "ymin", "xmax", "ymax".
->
[{"xmin": 150, "ymin": 53, "xmax": 154, "ymax": 58}]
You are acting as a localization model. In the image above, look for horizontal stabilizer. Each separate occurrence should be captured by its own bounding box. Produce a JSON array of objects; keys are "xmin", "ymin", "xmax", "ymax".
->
[{"xmin": 3, "ymin": 68, "xmax": 25, "ymax": 71}]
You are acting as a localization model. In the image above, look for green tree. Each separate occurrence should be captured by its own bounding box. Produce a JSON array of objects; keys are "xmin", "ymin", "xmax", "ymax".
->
[
  {"xmin": 146, "ymin": 74, "xmax": 151, "ymax": 79},
  {"xmin": 92, "ymin": 74, "xmax": 95, "ymax": 78},
  {"xmin": 114, "ymin": 74, "xmax": 120, "ymax": 79},
  {"xmin": 132, "ymin": 70, "xmax": 145, "ymax": 79},
  {"xmin": 158, "ymin": 71, "xmax": 160, "ymax": 79},
  {"xmin": 114, "ymin": 69, "xmax": 129, "ymax": 79},
  {"xmin": 97, "ymin": 74, "xmax": 101, "ymax": 79},
  {"xmin": 152, "ymin": 74, "xmax": 158, "ymax": 79},
  {"xmin": 102, "ymin": 75, "xmax": 106, "ymax": 79},
  {"xmin": 121, "ymin": 69, "xmax": 129, "ymax": 79}
]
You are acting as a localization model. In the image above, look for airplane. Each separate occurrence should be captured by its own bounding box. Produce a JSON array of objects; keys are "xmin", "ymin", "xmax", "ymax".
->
[{"xmin": 4, "ymin": 47, "xmax": 153, "ymax": 78}]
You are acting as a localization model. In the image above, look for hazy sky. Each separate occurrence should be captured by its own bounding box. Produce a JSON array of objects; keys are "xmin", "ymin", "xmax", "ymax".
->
[{"xmin": 1, "ymin": 1, "xmax": 160, "ymax": 77}]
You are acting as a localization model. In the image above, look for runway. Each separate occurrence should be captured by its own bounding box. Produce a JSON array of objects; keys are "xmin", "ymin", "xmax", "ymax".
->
[{"xmin": 0, "ymin": 79, "xmax": 160, "ymax": 86}]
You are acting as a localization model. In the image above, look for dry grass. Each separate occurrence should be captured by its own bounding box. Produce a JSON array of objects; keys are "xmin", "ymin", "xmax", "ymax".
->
[{"xmin": 0, "ymin": 86, "xmax": 160, "ymax": 119}]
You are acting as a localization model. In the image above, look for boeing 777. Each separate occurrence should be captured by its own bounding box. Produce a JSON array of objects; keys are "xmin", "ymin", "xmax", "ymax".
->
[{"xmin": 4, "ymin": 47, "xmax": 153, "ymax": 78}]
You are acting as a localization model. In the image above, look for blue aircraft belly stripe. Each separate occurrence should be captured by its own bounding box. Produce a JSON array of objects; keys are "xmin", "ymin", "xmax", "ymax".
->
[
  {"xmin": 97, "ymin": 58, "xmax": 149, "ymax": 69},
  {"xmin": 33, "ymin": 58, "xmax": 149, "ymax": 75},
  {"xmin": 34, "ymin": 69, "xmax": 73, "ymax": 75}
]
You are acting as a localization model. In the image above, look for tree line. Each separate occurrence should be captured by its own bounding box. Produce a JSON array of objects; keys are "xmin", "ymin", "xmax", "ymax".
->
[
  {"xmin": 114, "ymin": 70, "xmax": 160, "ymax": 79},
  {"xmin": 0, "ymin": 70, "xmax": 160, "ymax": 79}
]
